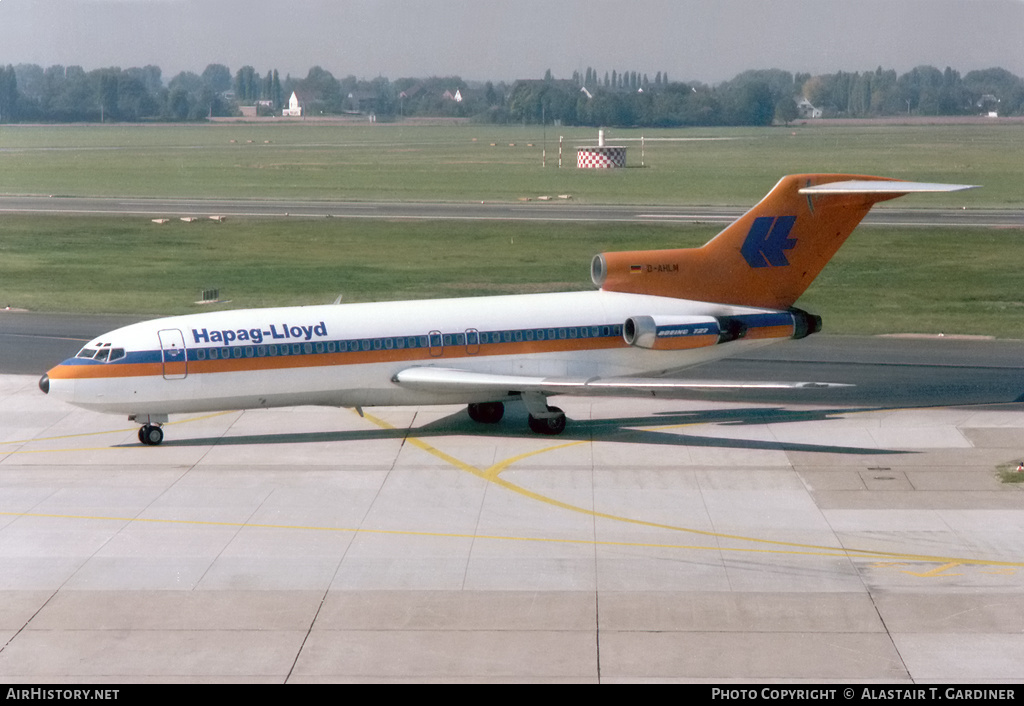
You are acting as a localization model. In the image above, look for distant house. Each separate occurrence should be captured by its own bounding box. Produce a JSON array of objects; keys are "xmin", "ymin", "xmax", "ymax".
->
[
  {"xmin": 796, "ymin": 98, "xmax": 822, "ymax": 119},
  {"xmin": 442, "ymin": 89, "xmax": 463, "ymax": 103},
  {"xmin": 347, "ymin": 90, "xmax": 378, "ymax": 114},
  {"xmin": 282, "ymin": 92, "xmax": 303, "ymax": 117},
  {"xmin": 977, "ymin": 94, "xmax": 1000, "ymax": 117},
  {"xmin": 399, "ymin": 84, "xmax": 425, "ymax": 101}
]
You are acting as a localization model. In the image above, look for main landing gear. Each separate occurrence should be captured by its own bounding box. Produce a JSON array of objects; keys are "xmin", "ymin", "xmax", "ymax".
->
[
  {"xmin": 467, "ymin": 401, "xmax": 505, "ymax": 424},
  {"xmin": 466, "ymin": 394, "xmax": 568, "ymax": 436},
  {"xmin": 521, "ymin": 392, "xmax": 567, "ymax": 436},
  {"xmin": 527, "ymin": 406, "xmax": 566, "ymax": 435}
]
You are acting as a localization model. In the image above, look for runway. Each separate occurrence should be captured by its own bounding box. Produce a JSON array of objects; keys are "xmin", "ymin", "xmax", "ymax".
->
[
  {"xmin": 0, "ymin": 194, "xmax": 1020, "ymax": 228},
  {"xmin": 2, "ymin": 316, "xmax": 1024, "ymax": 681}
]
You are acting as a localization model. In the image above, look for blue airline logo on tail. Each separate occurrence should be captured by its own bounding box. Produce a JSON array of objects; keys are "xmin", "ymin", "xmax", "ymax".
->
[{"xmin": 741, "ymin": 216, "xmax": 797, "ymax": 268}]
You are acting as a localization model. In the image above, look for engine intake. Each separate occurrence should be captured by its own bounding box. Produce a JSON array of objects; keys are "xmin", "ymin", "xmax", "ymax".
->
[{"xmin": 623, "ymin": 315, "xmax": 722, "ymax": 350}]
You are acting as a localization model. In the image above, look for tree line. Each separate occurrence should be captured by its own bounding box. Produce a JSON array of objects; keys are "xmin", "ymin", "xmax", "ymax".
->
[
  {"xmin": 510, "ymin": 66, "xmax": 1024, "ymax": 127},
  {"xmin": 0, "ymin": 62, "xmax": 1021, "ymax": 126}
]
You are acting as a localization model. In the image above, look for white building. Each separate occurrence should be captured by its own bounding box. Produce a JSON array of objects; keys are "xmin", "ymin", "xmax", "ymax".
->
[
  {"xmin": 796, "ymin": 98, "xmax": 823, "ymax": 119},
  {"xmin": 282, "ymin": 92, "xmax": 303, "ymax": 117}
]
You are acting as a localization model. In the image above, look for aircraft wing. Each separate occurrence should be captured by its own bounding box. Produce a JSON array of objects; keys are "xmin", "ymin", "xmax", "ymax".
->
[{"xmin": 391, "ymin": 366, "xmax": 850, "ymax": 397}]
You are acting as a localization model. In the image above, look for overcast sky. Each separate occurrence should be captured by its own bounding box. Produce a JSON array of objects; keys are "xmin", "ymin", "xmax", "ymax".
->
[{"xmin": 2, "ymin": 0, "xmax": 1022, "ymax": 84}]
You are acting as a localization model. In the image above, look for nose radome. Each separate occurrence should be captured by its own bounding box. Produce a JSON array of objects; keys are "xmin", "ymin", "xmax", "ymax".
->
[{"xmin": 38, "ymin": 374, "xmax": 49, "ymax": 394}]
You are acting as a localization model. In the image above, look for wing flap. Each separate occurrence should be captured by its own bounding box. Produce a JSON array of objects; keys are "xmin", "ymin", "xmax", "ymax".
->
[{"xmin": 392, "ymin": 366, "xmax": 850, "ymax": 397}]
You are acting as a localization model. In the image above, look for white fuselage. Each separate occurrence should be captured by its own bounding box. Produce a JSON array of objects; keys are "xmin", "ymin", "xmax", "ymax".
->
[{"xmin": 45, "ymin": 289, "xmax": 792, "ymax": 417}]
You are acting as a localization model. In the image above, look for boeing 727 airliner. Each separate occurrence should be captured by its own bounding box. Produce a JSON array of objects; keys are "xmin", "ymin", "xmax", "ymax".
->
[{"xmin": 39, "ymin": 174, "xmax": 974, "ymax": 445}]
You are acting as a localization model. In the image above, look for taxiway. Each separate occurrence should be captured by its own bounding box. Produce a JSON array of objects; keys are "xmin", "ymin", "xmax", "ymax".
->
[{"xmin": 1, "ymin": 326, "xmax": 1023, "ymax": 682}]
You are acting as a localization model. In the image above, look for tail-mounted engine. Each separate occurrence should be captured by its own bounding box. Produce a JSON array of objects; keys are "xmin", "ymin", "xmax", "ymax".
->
[
  {"xmin": 623, "ymin": 309, "xmax": 821, "ymax": 351},
  {"xmin": 623, "ymin": 315, "xmax": 723, "ymax": 350}
]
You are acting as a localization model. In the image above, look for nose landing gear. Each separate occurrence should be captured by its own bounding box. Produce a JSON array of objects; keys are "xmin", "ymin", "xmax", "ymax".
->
[
  {"xmin": 130, "ymin": 414, "xmax": 168, "ymax": 446},
  {"xmin": 138, "ymin": 424, "xmax": 164, "ymax": 446}
]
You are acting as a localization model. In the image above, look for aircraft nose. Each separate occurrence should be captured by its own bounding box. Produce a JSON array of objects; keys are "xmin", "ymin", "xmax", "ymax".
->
[{"xmin": 38, "ymin": 374, "xmax": 49, "ymax": 394}]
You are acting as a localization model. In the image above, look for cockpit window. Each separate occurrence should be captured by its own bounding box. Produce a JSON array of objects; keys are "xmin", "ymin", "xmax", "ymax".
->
[{"xmin": 76, "ymin": 344, "xmax": 124, "ymax": 362}]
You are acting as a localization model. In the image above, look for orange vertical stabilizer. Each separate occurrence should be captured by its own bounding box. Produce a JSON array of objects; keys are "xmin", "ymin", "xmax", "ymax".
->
[{"xmin": 592, "ymin": 174, "xmax": 974, "ymax": 310}]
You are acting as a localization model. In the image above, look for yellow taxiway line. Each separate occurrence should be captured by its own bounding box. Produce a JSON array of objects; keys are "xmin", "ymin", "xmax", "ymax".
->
[{"xmin": 1, "ymin": 407, "xmax": 1020, "ymax": 571}]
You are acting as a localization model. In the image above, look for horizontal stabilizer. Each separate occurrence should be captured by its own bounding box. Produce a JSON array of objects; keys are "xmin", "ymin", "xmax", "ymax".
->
[
  {"xmin": 393, "ymin": 366, "xmax": 851, "ymax": 397},
  {"xmin": 799, "ymin": 181, "xmax": 977, "ymax": 195}
]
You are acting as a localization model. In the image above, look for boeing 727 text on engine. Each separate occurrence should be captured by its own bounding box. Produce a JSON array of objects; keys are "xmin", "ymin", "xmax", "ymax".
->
[{"xmin": 40, "ymin": 174, "xmax": 974, "ymax": 445}]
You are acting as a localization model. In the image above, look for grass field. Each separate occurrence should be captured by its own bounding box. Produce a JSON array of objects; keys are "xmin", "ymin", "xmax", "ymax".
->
[
  {"xmin": 0, "ymin": 122, "xmax": 1021, "ymax": 205},
  {"xmin": 1, "ymin": 122, "xmax": 1022, "ymax": 335},
  {"xmin": 2, "ymin": 214, "xmax": 1022, "ymax": 338}
]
